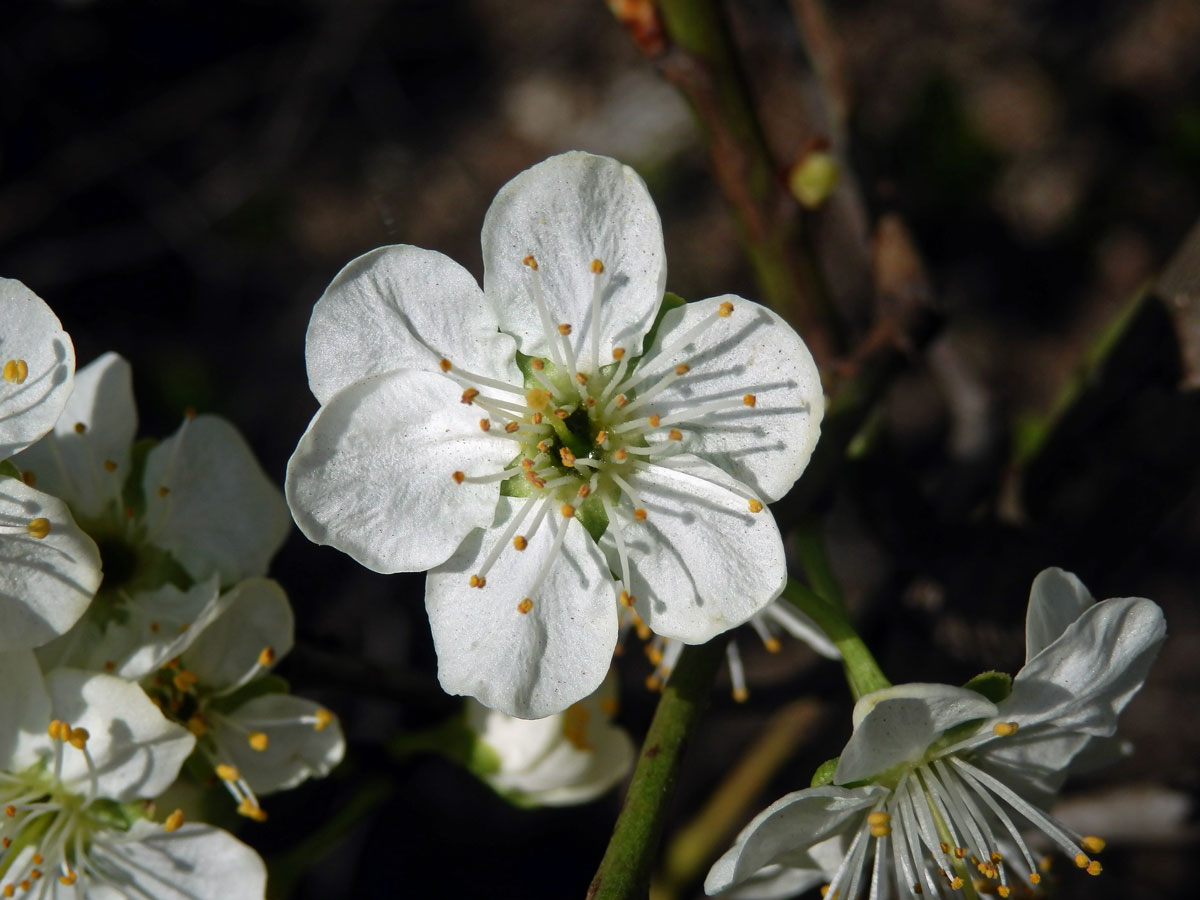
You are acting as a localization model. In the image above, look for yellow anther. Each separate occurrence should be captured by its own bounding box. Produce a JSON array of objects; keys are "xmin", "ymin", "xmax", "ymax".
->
[
  {"xmin": 595, "ymin": 430, "xmax": 608, "ymax": 444},
  {"xmin": 216, "ymin": 763, "xmax": 240, "ymax": 782},
  {"xmin": 452, "ymin": 471, "xmax": 466, "ymax": 484},
  {"xmin": 59, "ymin": 872, "xmax": 77, "ymax": 887},
  {"xmin": 940, "ymin": 842, "xmax": 950, "ymax": 853},
  {"xmin": 748, "ymin": 499, "xmax": 764, "ymax": 513},
  {"xmin": 634, "ymin": 618, "xmax": 651, "ymax": 641},
  {"xmin": 633, "ymin": 508, "xmax": 647, "ymax": 522},
  {"xmin": 164, "ymin": 809, "xmax": 185, "ymax": 832},
  {"xmin": 47, "ymin": 720, "xmax": 66, "ymax": 740},
  {"xmin": 31, "ymin": 855, "xmax": 42, "ymax": 866},
  {"xmin": 313, "ymin": 708, "xmax": 333, "ymax": 731},
  {"xmin": 763, "ymin": 636, "xmax": 782, "ymax": 653},
  {"xmin": 557, "ymin": 323, "xmax": 572, "ymax": 336},
  {"xmin": 248, "ymin": 731, "xmax": 269, "ymax": 751},
  {"xmin": 469, "ymin": 575, "xmax": 486, "ymax": 588},
  {"xmin": 517, "ymin": 598, "xmax": 533, "ymax": 615},
  {"xmin": 619, "ymin": 589, "xmax": 634, "ymax": 607},
  {"xmin": 668, "ymin": 428, "xmax": 682, "ymax": 441},
  {"xmin": 554, "ymin": 408, "xmax": 569, "ymax": 419},
  {"xmin": 1039, "ymin": 856, "xmax": 1053, "ymax": 873},
  {"xmin": 460, "ymin": 387, "xmax": 479, "ymax": 405},
  {"xmin": 26, "ymin": 517, "xmax": 51, "ymax": 539},
  {"xmin": 590, "ymin": 258, "xmax": 604, "ymax": 274},
  {"xmin": 2, "ymin": 359, "xmax": 29, "ymax": 384},
  {"xmin": 1080, "ymin": 836, "xmax": 1106, "ymax": 854},
  {"xmin": 645, "ymin": 645, "xmax": 663, "ymax": 665},
  {"xmin": 561, "ymin": 503, "xmax": 576, "ymax": 518},
  {"xmin": 237, "ymin": 799, "xmax": 268, "ymax": 822},
  {"xmin": 513, "ymin": 535, "xmax": 528, "ymax": 551},
  {"xmin": 867, "ymin": 811, "xmax": 891, "ymax": 826},
  {"xmin": 68, "ymin": 727, "xmax": 89, "ymax": 750},
  {"xmin": 996, "ymin": 887, "xmax": 1010, "ymax": 898},
  {"xmin": 505, "ymin": 421, "xmax": 519, "ymax": 433},
  {"xmin": 4, "ymin": 805, "xmax": 14, "ymax": 818},
  {"xmin": 21, "ymin": 471, "xmax": 35, "ymax": 486},
  {"xmin": 440, "ymin": 358, "xmax": 452, "ymax": 372},
  {"xmin": 186, "ymin": 715, "xmax": 207, "ymax": 736},
  {"xmin": 103, "ymin": 459, "xmax": 118, "ymax": 472},
  {"xmin": 73, "ymin": 422, "xmax": 86, "ymax": 434},
  {"xmin": 648, "ymin": 414, "xmax": 660, "ymax": 427},
  {"xmin": 1073, "ymin": 853, "xmax": 1089, "ymax": 869},
  {"xmin": 576, "ymin": 372, "xmax": 588, "ymax": 385},
  {"xmin": 172, "ymin": 670, "xmax": 198, "ymax": 692},
  {"xmin": 258, "ymin": 646, "xmax": 276, "ymax": 667},
  {"xmin": 559, "ymin": 447, "xmax": 576, "ymax": 466},
  {"xmin": 718, "ymin": 301, "xmax": 734, "ymax": 317},
  {"xmin": 615, "ymin": 394, "xmax": 628, "ymax": 407},
  {"xmin": 869, "ymin": 822, "xmax": 892, "ymax": 837},
  {"xmin": 1086, "ymin": 861, "xmax": 1102, "ymax": 876},
  {"xmin": 612, "ymin": 347, "xmax": 625, "ymax": 360},
  {"xmin": 531, "ymin": 412, "xmax": 543, "ymax": 425},
  {"xmin": 1029, "ymin": 872, "xmax": 1041, "ymax": 884},
  {"xmin": 675, "ymin": 363, "xmax": 689, "ymax": 376},
  {"xmin": 645, "ymin": 674, "xmax": 662, "ymax": 691},
  {"xmin": 157, "ymin": 485, "xmax": 170, "ymax": 497},
  {"xmin": 523, "ymin": 255, "xmax": 538, "ymax": 270},
  {"xmin": 479, "ymin": 418, "xmax": 491, "ymax": 431},
  {"xmin": 743, "ymin": 393, "xmax": 757, "ymax": 407},
  {"xmin": 951, "ymin": 877, "xmax": 965, "ymax": 891},
  {"xmin": 613, "ymin": 448, "xmax": 628, "ymax": 461},
  {"xmin": 954, "ymin": 847, "xmax": 967, "ymax": 859},
  {"xmin": 819, "ymin": 886, "xmax": 830, "ymax": 898},
  {"xmin": 531, "ymin": 357, "xmax": 545, "ymax": 371},
  {"xmin": 732, "ymin": 687, "xmax": 749, "ymax": 703},
  {"xmin": 990, "ymin": 852, "xmax": 1003, "ymax": 864},
  {"xmin": 992, "ymin": 721, "xmax": 1019, "ymax": 737},
  {"xmin": 577, "ymin": 484, "xmax": 591, "ymax": 498}
]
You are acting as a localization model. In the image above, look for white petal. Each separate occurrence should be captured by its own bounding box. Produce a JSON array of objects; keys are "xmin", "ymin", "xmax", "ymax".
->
[
  {"xmin": 11, "ymin": 351, "xmax": 136, "ymax": 522},
  {"xmin": 426, "ymin": 496, "xmax": 618, "ymax": 718},
  {"xmin": 634, "ymin": 296, "xmax": 824, "ymax": 501},
  {"xmin": 0, "ymin": 650, "xmax": 52, "ymax": 772},
  {"xmin": 836, "ymin": 684, "xmax": 998, "ymax": 784},
  {"xmin": 482, "ymin": 152, "xmax": 667, "ymax": 372},
  {"xmin": 37, "ymin": 576, "xmax": 224, "ymax": 680},
  {"xmin": 0, "ymin": 478, "xmax": 101, "ymax": 652},
  {"xmin": 1001, "ymin": 596, "xmax": 1166, "ymax": 737},
  {"xmin": 304, "ymin": 245, "xmax": 520, "ymax": 405},
  {"xmin": 287, "ymin": 370, "xmax": 514, "ymax": 573},
  {"xmin": 467, "ymin": 700, "xmax": 564, "ymax": 773},
  {"xmin": 142, "ymin": 414, "xmax": 290, "ymax": 585},
  {"xmin": 0, "ymin": 278, "xmax": 75, "ymax": 458},
  {"xmin": 511, "ymin": 719, "xmax": 635, "ymax": 807},
  {"xmin": 182, "ymin": 577, "xmax": 293, "ymax": 689},
  {"xmin": 82, "ymin": 822, "xmax": 266, "ymax": 900},
  {"xmin": 1025, "ymin": 566, "xmax": 1095, "ymax": 662},
  {"xmin": 45, "ymin": 668, "xmax": 195, "ymax": 800},
  {"xmin": 217, "ymin": 694, "xmax": 344, "ymax": 794},
  {"xmin": 704, "ymin": 785, "xmax": 885, "ymax": 896},
  {"xmin": 610, "ymin": 456, "xmax": 787, "ymax": 644}
]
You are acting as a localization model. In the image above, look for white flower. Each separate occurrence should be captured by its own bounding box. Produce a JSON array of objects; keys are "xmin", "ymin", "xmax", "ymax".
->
[
  {"xmin": 13, "ymin": 352, "xmax": 291, "ymax": 670},
  {"xmin": 0, "ymin": 652, "xmax": 266, "ymax": 899},
  {"xmin": 287, "ymin": 151, "xmax": 824, "ymax": 717},
  {"xmin": 464, "ymin": 670, "xmax": 635, "ymax": 807},
  {"xmin": 140, "ymin": 578, "xmax": 344, "ymax": 820},
  {"xmin": 0, "ymin": 278, "xmax": 75, "ymax": 459},
  {"xmin": 706, "ymin": 568, "xmax": 1166, "ymax": 899}
]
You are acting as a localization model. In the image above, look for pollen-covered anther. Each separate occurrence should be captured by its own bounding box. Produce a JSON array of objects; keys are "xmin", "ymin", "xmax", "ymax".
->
[
  {"xmin": 615, "ymin": 394, "xmax": 628, "ymax": 407},
  {"xmin": 1073, "ymin": 853, "xmax": 1089, "ymax": 869},
  {"xmin": 595, "ymin": 430, "xmax": 608, "ymax": 444},
  {"xmin": 1028, "ymin": 873, "xmax": 1042, "ymax": 885},
  {"xmin": 1081, "ymin": 836, "xmax": 1106, "ymax": 854},
  {"xmin": 164, "ymin": 809, "xmax": 185, "ymax": 832},
  {"xmin": 764, "ymin": 636, "xmax": 782, "ymax": 653},
  {"xmin": 743, "ymin": 393, "xmax": 757, "ymax": 407},
  {"xmin": 58, "ymin": 871, "xmax": 76, "ymax": 887},
  {"xmin": 718, "ymin": 301, "xmax": 734, "ymax": 317},
  {"xmin": 216, "ymin": 763, "xmax": 240, "ymax": 782},
  {"xmin": 559, "ymin": 447, "xmax": 576, "ymax": 466},
  {"xmin": 576, "ymin": 372, "xmax": 588, "ymax": 385},
  {"xmin": 554, "ymin": 408, "xmax": 569, "ymax": 419},
  {"xmin": 668, "ymin": 429, "xmax": 682, "ymax": 441},
  {"xmin": 452, "ymin": 471, "xmax": 466, "ymax": 484},
  {"xmin": 633, "ymin": 508, "xmax": 647, "ymax": 522},
  {"xmin": 440, "ymin": 358, "xmax": 452, "ymax": 372},
  {"xmin": 2, "ymin": 359, "xmax": 29, "ymax": 383},
  {"xmin": 469, "ymin": 575, "xmax": 486, "ymax": 588},
  {"xmin": 648, "ymin": 414, "xmax": 660, "ymax": 427},
  {"xmin": 590, "ymin": 258, "xmax": 604, "ymax": 274},
  {"xmin": 67, "ymin": 727, "xmax": 89, "ymax": 750},
  {"xmin": 187, "ymin": 715, "xmax": 207, "ymax": 736},
  {"xmin": 517, "ymin": 598, "xmax": 533, "ymax": 614},
  {"xmin": 612, "ymin": 347, "xmax": 625, "ymax": 360},
  {"xmin": 675, "ymin": 363, "xmax": 690, "ymax": 376},
  {"xmin": 561, "ymin": 503, "xmax": 576, "ymax": 518},
  {"xmin": 479, "ymin": 418, "xmax": 491, "ymax": 431},
  {"xmin": 997, "ymin": 887, "xmax": 1011, "ymax": 898},
  {"xmin": 26, "ymin": 517, "xmax": 51, "ymax": 539},
  {"xmin": 1086, "ymin": 861, "xmax": 1102, "ymax": 876},
  {"xmin": 613, "ymin": 448, "xmax": 628, "ymax": 461},
  {"xmin": 172, "ymin": 670, "xmax": 199, "ymax": 692},
  {"xmin": 619, "ymin": 589, "xmax": 634, "ymax": 607},
  {"xmin": 461, "ymin": 387, "xmax": 479, "ymax": 405},
  {"xmin": 314, "ymin": 708, "xmax": 334, "ymax": 731},
  {"xmin": 258, "ymin": 646, "xmax": 276, "ymax": 666},
  {"xmin": 531, "ymin": 357, "xmax": 545, "ymax": 371},
  {"xmin": 748, "ymin": 499, "xmax": 764, "ymax": 513},
  {"xmin": 992, "ymin": 721, "xmax": 1019, "ymax": 736},
  {"xmin": 523, "ymin": 255, "xmax": 538, "ymax": 270},
  {"xmin": 557, "ymin": 323, "xmax": 572, "ymax": 336},
  {"xmin": 526, "ymin": 387, "xmax": 550, "ymax": 410},
  {"xmin": 504, "ymin": 422, "xmax": 519, "ymax": 434},
  {"xmin": 531, "ymin": 412, "xmax": 543, "ymax": 424},
  {"xmin": 73, "ymin": 422, "xmax": 86, "ymax": 434},
  {"xmin": 577, "ymin": 484, "xmax": 591, "ymax": 498},
  {"xmin": 866, "ymin": 811, "xmax": 892, "ymax": 837},
  {"xmin": 513, "ymin": 536, "xmax": 528, "ymax": 551},
  {"xmin": 237, "ymin": 799, "xmax": 268, "ymax": 822}
]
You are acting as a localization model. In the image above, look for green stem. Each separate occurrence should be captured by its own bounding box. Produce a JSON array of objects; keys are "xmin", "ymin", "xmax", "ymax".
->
[
  {"xmin": 586, "ymin": 637, "xmax": 728, "ymax": 900},
  {"xmin": 782, "ymin": 578, "xmax": 888, "ymax": 700}
]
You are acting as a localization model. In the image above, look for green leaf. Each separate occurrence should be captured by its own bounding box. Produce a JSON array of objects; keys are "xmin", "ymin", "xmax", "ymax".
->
[{"xmin": 810, "ymin": 756, "xmax": 840, "ymax": 787}]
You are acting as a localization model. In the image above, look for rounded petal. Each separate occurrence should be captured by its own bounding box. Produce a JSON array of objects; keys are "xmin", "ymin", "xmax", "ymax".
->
[
  {"xmin": 182, "ymin": 577, "xmax": 293, "ymax": 689},
  {"xmin": 82, "ymin": 822, "xmax": 267, "ymax": 900},
  {"xmin": 633, "ymin": 296, "xmax": 824, "ymax": 502},
  {"xmin": 305, "ymin": 245, "xmax": 520, "ymax": 405},
  {"xmin": 286, "ymin": 369, "xmax": 514, "ymax": 573},
  {"xmin": 0, "ymin": 278, "xmax": 75, "ymax": 458},
  {"xmin": 426, "ymin": 496, "xmax": 618, "ymax": 718},
  {"xmin": 836, "ymin": 684, "xmax": 998, "ymax": 784},
  {"xmin": 0, "ymin": 650, "xmax": 52, "ymax": 773},
  {"xmin": 610, "ymin": 455, "xmax": 787, "ymax": 644},
  {"xmin": 1025, "ymin": 566, "xmax": 1095, "ymax": 662},
  {"xmin": 45, "ymin": 668, "xmax": 195, "ymax": 800},
  {"xmin": 467, "ymin": 700, "xmax": 564, "ymax": 773},
  {"xmin": 510, "ymin": 718, "xmax": 635, "ymax": 807},
  {"xmin": 482, "ymin": 152, "xmax": 667, "ymax": 372},
  {"xmin": 142, "ymin": 414, "xmax": 290, "ymax": 585},
  {"xmin": 217, "ymin": 693, "xmax": 344, "ymax": 794},
  {"xmin": 704, "ymin": 785, "xmax": 885, "ymax": 896},
  {"xmin": 0, "ymin": 478, "xmax": 101, "ymax": 652},
  {"xmin": 11, "ymin": 351, "xmax": 136, "ymax": 522}
]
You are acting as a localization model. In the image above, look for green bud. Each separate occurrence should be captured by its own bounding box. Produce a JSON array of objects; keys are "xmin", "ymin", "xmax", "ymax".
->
[
  {"xmin": 788, "ymin": 152, "xmax": 840, "ymax": 210},
  {"xmin": 811, "ymin": 756, "xmax": 840, "ymax": 787}
]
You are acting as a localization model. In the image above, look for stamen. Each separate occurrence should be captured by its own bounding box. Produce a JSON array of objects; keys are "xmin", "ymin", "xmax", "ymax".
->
[
  {"xmin": 469, "ymin": 494, "xmax": 539, "ymax": 583},
  {"xmin": 2, "ymin": 359, "xmax": 29, "ymax": 384},
  {"xmin": 523, "ymin": 257, "xmax": 565, "ymax": 368},
  {"xmin": 439, "ymin": 361, "xmax": 526, "ymax": 396},
  {"xmin": 26, "ymin": 518, "xmax": 51, "ymax": 539},
  {"xmin": 600, "ymin": 494, "xmax": 632, "ymax": 595},
  {"xmin": 727, "ymin": 642, "xmax": 748, "ymax": 702},
  {"xmin": 599, "ymin": 349, "xmax": 632, "ymax": 403},
  {"xmin": 590, "ymin": 258, "xmax": 604, "ymax": 369}
]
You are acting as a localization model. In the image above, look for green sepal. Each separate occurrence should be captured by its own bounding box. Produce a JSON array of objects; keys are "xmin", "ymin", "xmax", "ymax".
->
[
  {"xmin": 389, "ymin": 710, "xmax": 503, "ymax": 777},
  {"xmin": 810, "ymin": 756, "xmax": 840, "ymax": 787},
  {"xmin": 208, "ymin": 674, "xmax": 290, "ymax": 716},
  {"xmin": 962, "ymin": 670, "xmax": 1012, "ymax": 704},
  {"xmin": 0, "ymin": 459, "xmax": 21, "ymax": 480}
]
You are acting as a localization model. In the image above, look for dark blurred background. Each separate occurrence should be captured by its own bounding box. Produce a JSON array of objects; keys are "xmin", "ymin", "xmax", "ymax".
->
[{"xmin": 3, "ymin": 1, "xmax": 1198, "ymax": 898}]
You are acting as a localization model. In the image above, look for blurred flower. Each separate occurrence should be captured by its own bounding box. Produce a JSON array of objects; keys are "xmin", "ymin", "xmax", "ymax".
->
[
  {"xmin": 0, "ymin": 653, "xmax": 266, "ymax": 899},
  {"xmin": 288, "ymin": 151, "xmax": 824, "ymax": 717},
  {"xmin": 706, "ymin": 568, "xmax": 1166, "ymax": 899}
]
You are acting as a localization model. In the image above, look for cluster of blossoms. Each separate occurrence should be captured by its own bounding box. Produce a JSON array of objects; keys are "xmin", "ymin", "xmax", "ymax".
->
[{"xmin": 1, "ymin": 279, "xmax": 343, "ymax": 896}]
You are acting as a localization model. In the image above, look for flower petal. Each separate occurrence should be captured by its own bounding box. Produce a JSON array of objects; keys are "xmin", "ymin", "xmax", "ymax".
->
[
  {"xmin": 287, "ymin": 370, "xmax": 514, "ymax": 573},
  {"xmin": 217, "ymin": 693, "xmax": 344, "ymax": 794},
  {"xmin": 305, "ymin": 245, "xmax": 520, "ymax": 405},
  {"xmin": 426, "ymin": 496, "xmax": 618, "ymax": 718},
  {"xmin": 0, "ymin": 278, "xmax": 75, "ymax": 458},
  {"xmin": 704, "ymin": 785, "xmax": 886, "ymax": 896},
  {"xmin": 142, "ymin": 414, "xmax": 290, "ymax": 585},
  {"xmin": 1001, "ymin": 596, "xmax": 1166, "ymax": 737},
  {"xmin": 836, "ymin": 684, "xmax": 998, "ymax": 784},
  {"xmin": 607, "ymin": 455, "xmax": 787, "ymax": 644},
  {"xmin": 181, "ymin": 577, "xmax": 293, "ymax": 689},
  {"xmin": 0, "ymin": 478, "xmax": 101, "ymax": 652},
  {"xmin": 45, "ymin": 668, "xmax": 195, "ymax": 800},
  {"xmin": 633, "ymin": 296, "xmax": 824, "ymax": 501},
  {"xmin": 84, "ymin": 822, "xmax": 266, "ymax": 900},
  {"xmin": 482, "ymin": 152, "xmax": 667, "ymax": 372},
  {"xmin": 512, "ymin": 718, "xmax": 635, "ymax": 807},
  {"xmin": 0, "ymin": 650, "xmax": 52, "ymax": 773},
  {"xmin": 1025, "ymin": 566, "xmax": 1095, "ymax": 662},
  {"xmin": 11, "ymin": 351, "xmax": 136, "ymax": 522}
]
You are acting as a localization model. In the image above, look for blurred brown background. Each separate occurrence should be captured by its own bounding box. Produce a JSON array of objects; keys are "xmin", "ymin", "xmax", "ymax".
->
[{"xmin": 3, "ymin": 1, "xmax": 1198, "ymax": 897}]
